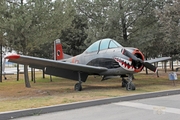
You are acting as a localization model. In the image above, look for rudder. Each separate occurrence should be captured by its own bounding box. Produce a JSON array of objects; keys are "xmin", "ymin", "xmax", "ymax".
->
[{"xmin": 54, "ymin": 39, "xmax": 64, "ymax": 60}]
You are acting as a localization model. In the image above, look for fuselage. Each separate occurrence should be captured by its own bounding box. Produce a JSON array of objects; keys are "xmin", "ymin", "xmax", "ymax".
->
[{"xmin": 64, "ymin": 38, "xmax": 145, "ymax": 75}]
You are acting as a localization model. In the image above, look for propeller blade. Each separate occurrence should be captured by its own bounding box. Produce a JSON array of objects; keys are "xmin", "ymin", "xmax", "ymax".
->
[
  {"xmin": 122, "ymin": 49, "xmax": 139, "ymax": 61},
  {"xmin": 143, "ymin": 62, "xmax": 157, "ymax": 72}
]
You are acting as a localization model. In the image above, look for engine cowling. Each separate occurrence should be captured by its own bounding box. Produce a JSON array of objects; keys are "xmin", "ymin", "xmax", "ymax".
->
[{"xmin": 131, "ymin": 49, "xmax": 144, "ymax": 72}]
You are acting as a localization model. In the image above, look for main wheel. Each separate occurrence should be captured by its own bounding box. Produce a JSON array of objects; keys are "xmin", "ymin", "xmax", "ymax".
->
[
  {"xmin": 74, "ymin": 83, "xmax": 82, "ymax": 91},
  {"xmin": 126, "ymin": 82, "xmax": 135, "ymax": 91},
  {"xmin": 122, "ymin": 81, "xmax": 127, "ymax": 87},
  {"xmin": 122, "ymin": 79, "xmax": 128, "ymax": 87}
]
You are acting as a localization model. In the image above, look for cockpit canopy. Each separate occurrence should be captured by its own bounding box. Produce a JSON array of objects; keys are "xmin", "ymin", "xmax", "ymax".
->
[{"xmin": 84, "ymin": 38, "xmax": 123, "ymax": 53}]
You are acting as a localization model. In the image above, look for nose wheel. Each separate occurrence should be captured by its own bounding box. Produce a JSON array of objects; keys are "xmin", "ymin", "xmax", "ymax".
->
[
  {"xmin": 122, "ymin": 74, "xmax": 136, "ymax": 91},
  {"xmin": 126, "ymin": 82, "xmax": 135, "ymax": 90}
]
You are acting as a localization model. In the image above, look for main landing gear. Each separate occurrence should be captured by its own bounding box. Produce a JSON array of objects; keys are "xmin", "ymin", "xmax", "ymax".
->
[
  {"xmin": 74, "ymin": 83, "xmax": 82, "ymax": 91},
  {"xmin": 122, "ymin": 74, "xmax": 135, "ymax": 91},
  {"xmin": 74, "ymin": 72, "xmax": 83, "ymax": 91}
]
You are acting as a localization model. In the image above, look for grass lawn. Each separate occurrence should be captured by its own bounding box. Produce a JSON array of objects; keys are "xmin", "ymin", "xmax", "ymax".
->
[{"xmin": 0, "ymin": 70, "xmax": 179, "ymax": 112}]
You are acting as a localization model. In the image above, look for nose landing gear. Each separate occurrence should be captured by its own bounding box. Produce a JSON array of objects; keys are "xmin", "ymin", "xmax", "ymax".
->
[
  {"xmin": 126, "ymin": 82, "xmax": 135, "ymax": 90},
  {"xmin": 122, "ymin": 74, "xmax": 135, "ymax": 90}
]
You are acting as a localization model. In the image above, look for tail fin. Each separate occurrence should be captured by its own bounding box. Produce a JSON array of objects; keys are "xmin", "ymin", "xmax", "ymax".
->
[{"xmin": 54, "ymin": 39, "xmax": 64, "ymax": 60}]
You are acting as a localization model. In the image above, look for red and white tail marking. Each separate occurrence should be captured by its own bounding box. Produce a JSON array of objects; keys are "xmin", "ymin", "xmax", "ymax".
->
[{"xmin": 54, "ymin": 39, "xmax": 64, "ymax": 60}]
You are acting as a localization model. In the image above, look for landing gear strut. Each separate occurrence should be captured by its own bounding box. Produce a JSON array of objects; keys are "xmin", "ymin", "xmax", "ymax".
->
[
  {"xmin": 122, "ymin": 74, "xmax": 135, "ymax": 91},
  {"xmin": 74, "ymin": 72, "xmax": 83, "ymax": 91}
]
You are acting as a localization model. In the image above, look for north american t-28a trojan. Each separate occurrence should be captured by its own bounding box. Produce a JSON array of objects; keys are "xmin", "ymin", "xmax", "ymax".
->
[{"xmin": 5, "ymin": 38, "xmax": 171, "ymax": 91}]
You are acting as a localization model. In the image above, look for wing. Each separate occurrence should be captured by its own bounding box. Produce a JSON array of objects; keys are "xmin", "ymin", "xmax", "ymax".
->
[
  {"xmin": 5, "ymin": 54, "xmax": 107, "ymax": 74},
  {"xmin": 141, "ymin": 57, "xmax": 171, "ymax": 72},
  {"xmin": 145, "ymin": 57, "xmax": 171, "ymax": 63}
]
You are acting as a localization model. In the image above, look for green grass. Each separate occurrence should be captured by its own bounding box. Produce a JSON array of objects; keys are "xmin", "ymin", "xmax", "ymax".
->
[{"xmin": 0, "ymin": 71, "xmax": 179, "ymax": 112}]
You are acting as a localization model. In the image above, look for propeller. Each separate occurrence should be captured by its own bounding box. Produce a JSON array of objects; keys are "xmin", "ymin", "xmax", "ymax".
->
[{"xmin": 122, "ymin": 49, "xmax": 157, "ymax": 72}]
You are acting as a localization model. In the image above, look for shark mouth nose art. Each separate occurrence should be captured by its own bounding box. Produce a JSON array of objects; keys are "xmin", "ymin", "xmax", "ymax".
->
[
  {"xmin": 114, "ymin": 57, "xmax": 134, "ymax": 71},
  {"xmin": 114, "ymin": 49, "xmax": 144, "ymax": 72}
]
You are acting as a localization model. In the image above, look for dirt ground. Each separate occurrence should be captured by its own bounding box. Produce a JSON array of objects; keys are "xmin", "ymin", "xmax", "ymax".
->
[{"xmin": 0, "ymin": 70, "xmax": 179, "ymax": 112}]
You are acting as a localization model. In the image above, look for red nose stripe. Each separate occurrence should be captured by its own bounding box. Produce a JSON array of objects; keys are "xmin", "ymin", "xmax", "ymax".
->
[{"xmin": 5, "ymin": 54, "xmax": 20, "ymax": 60}]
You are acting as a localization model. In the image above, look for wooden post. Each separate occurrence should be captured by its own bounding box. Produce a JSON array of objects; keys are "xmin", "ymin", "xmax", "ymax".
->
[
  {"xmin": 43, "ymin": 68, "xmax": 45, "ymax": 79},
  {"xmin": 24, "ymin": 65, "xmax": 31, "ymax": 88},
  {"xmin": 31, "ymin": 68, "xmax": 36, "ymax": 83},
  {"xmin": 17, "ymin": 64, "xmax": 19, "ymax": 81},
  {"xmin": 145, "ymin": 55, "xmax": 148, "ymax": 74},
  {"xmin": 145, "ymin": 67, "xmax": 148, "ymax": 74},
  {"xmin": 171, "ymin": 59, "xmax": 174, "ymax": 71},
  {"xmin": 0, "ymin": 43, "xmax": 2, "ymax": 82},
  {"xmin": 33, "ymin": 68, "xmax": 36, "ymax": 83},
  {"xmin": 31, "ymin": 68, "xmax": 33, "ymax": 81},
  {"xmin": 156, "ymin": 70, "xmax": 159, "ymax": 77},
  {"xmin": 50, "ymin": 75, "xmax": 52, "ymax": 82},
  {"xmin": 164, "ymin": 62, "xmax": 167, "ymax": 73}
]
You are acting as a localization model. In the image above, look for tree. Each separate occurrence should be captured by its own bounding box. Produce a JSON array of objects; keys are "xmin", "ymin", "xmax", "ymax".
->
[
  {"xmin": 0, "ymin": 0, "xmax": 6, "ymax": 82},
  {"xmin": 75, "ymin": 0, "xmax": 162, "ymax": 46},
  {"xmin": 156, "ymin": 0, "xmax": 180, "ymax": 55},
  {"xmin": 2, "ymin": 0, "xmax": 74, "ymax": 87},
  {"xmin": 0, "ymin": 0, "xmax": 8, "ymax": 47},
  {"xmin": 60, "ymin": 15, "xmax": 88, "ymax": 55},
  {"xmin": 29, "ymin": 41, "xmax": 54, "ymax": 59},
  {"xmin": 26, "ymin": 0, "xmax": 75, "ymax": 57},
  {"xmin": 155, "ymin": 0, "xmax": 180, "ymax": 70}
]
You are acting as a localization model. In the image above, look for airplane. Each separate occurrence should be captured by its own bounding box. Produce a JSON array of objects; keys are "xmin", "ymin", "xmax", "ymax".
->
[{"xmin": 5, "ymin": 38, "xmax": 171, "ymax": 91}]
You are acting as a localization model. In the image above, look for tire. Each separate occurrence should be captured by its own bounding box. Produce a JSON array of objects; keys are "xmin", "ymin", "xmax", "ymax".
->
[
  {"xmin": 74, "ymin": 83, "xmax": 82, "ymax": 91},
  {"xmin": 122, "ymin": 79, "xmax": 128, "ymax": 87},
  {"xmin": 122, "ymin": 81, "xmax": 126, "ymax": 87},
  {"xmin": 126, "ymin": 82, "xmax": 135, "ymax": 91}
]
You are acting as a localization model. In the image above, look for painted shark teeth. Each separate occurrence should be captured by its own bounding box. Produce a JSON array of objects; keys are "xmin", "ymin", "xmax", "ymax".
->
[{"xmin": 114, "ymin": 57, "xmax": 134, "ymax": 71}]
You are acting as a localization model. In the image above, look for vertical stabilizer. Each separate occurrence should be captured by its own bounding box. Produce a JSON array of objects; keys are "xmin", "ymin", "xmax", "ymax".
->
[{"xmin": 54, "ymin": 39, "xmax": 64, "ymax": 60}]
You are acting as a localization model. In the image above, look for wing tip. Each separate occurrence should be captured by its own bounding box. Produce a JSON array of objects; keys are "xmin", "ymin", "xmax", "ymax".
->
[{"xmin": 5, "ymin": 54, "xmax": 20, "ymax": 60}]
